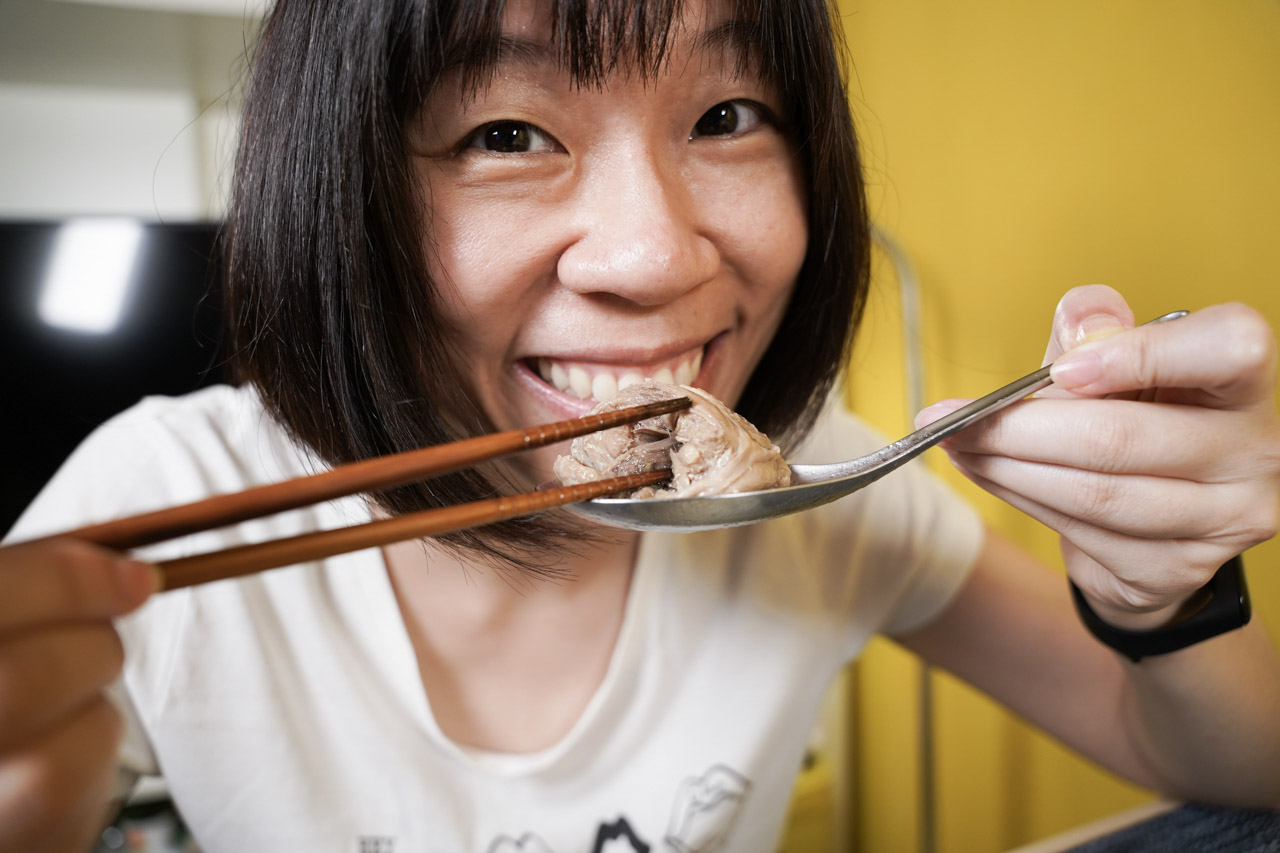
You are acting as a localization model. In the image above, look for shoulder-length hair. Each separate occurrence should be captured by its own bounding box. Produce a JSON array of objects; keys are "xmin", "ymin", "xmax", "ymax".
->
[{"xmin": 223, "ymin": 0, "xmax": 870, "ymax": 572}]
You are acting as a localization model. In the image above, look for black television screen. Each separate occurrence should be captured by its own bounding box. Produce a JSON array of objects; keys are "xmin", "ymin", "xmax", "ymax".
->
[{"xmin": 0, "ymin": 219, "xmax": 227, "ymax": 537}]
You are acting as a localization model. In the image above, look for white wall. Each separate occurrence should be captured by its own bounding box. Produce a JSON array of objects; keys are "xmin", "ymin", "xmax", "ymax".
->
[{"xmin": 0, "ymin": 0, "xmax": 262, "ymax": 220}]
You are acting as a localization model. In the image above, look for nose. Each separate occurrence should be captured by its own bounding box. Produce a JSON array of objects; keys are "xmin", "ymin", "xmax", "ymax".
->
[{"xmin": 556, "ymin": 149, "xmax": 719, "ymax": 306}]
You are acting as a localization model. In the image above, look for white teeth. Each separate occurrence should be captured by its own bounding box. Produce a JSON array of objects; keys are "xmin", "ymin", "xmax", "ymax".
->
[
  {"xmin": 568, "ymin": 366, "xmax": 592, "ymax": 400},
  {"xmin": 591, "ymin": 373, "xmax": 618, "ymax": 402},
  {"xmin": 534, "ymin": 349, "xmax": 706, "ymax": 402},
  {"xmin": 674, "ymin": 359, "xmax": 694, "ymax": 386}
]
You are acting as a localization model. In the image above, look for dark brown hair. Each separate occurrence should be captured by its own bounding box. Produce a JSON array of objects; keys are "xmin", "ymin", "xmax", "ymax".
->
[{"xmin": 223, "ymin": 0, "xmax": 870, "ymax": 570}]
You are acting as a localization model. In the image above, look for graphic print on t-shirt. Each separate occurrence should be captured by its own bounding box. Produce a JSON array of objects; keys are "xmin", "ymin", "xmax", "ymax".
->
[
  {"xmin": 488, "ymin": 834, "xmax": 555, "ymax": 852},
  {"xmin": 663, "ymin": 764, "xmax": 749, "ymax": 852},
  {"xmin": 483, "ymin": 763, "xmax": 752, "ymax": 850},
  {"xmin": 594, "ymin": 817, "xmax": 650, "ymax": 852},
  {"xmin": 484, "ymin": 763, "xmax": 752, "ymax": 853}
]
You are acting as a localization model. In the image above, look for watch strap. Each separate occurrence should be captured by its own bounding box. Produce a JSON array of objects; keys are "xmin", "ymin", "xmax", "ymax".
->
[{"xmin": 1070, "ymin": 555, "xmax": 1251, "ymax": 662}]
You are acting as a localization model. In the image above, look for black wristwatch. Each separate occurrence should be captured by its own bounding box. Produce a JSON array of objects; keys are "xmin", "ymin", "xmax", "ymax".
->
[{"xmin": 1070, "ymin": 556, "xmax": 1251, "ymax": 662}]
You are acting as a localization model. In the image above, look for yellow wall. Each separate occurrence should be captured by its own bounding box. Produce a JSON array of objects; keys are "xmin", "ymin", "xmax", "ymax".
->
[{"xmin": 836, "ymin": 2, "xmax": 1280, "ymax": 851}]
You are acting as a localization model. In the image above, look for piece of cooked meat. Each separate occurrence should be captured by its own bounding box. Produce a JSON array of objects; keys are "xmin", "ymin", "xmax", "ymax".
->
[{"xmin": 553, "ymin": 380, "xmax": 791, "ymax": 498}]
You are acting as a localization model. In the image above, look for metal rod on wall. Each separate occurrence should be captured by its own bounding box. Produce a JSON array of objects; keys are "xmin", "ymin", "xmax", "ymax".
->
[{"xmin": 872, "ymin": 226, "xmax": 936, "ymax": 853}]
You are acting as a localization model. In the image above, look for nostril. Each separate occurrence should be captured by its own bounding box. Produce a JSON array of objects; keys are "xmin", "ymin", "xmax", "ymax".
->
[{"xmin": 557, "ymin": 227, "xmax": 718, "ymax": 305}]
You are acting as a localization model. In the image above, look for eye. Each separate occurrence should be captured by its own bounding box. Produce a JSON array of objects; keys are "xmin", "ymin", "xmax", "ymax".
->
[
  {"xmin": 466, "ymin": 121, "xmax": 561, "ymax": 154},
  {"xmin": 691, "ymin": 100, "xmax": 767, "ymax": 139}
]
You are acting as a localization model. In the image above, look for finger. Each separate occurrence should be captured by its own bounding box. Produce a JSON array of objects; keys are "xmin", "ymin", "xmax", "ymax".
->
[
  {"xmin": 0, "ymin": 695, "xmax": 123, "ymax": 853},
  {"xmin": 1048, "ymin": 303, "xmax": 1278, "ymax": 408},
  {"xmin": 928, "ymin": 397, "xmax": 1258, "ymax": 481},
  {"xmin": 948, "ymin": 448, "xmax": 1267, "ymax": 543},
  {"xmin": 0, "ymin": 540, "xmax": 158, "ymax": 634},
  {"xmin": 1042, "ymin": 285, "xmax": 1136, "ymax": 366},
  {"xmin": 0, "ymin": 624, "xmax": 125, "ymax": 753},
  {"xmin": 948, "ymin": 460, "xmax": 1231, "ymax": 592},
  {"xmin": 1058, "ymin": 538, "xmax": 1220, "ymax": 617}
]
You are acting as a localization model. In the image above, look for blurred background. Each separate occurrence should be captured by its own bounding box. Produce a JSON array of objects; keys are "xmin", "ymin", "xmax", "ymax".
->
[
  {"xmin": 0, "ymin": 0, "xmax": 254, "ymax": 535},
  {"xmin": 836, "ymin": 3, "xmax": 1280, "ymax": 852},
  {"xmin": 1, "ymin": 1, "xmax": 1278, "ymax": 851}
]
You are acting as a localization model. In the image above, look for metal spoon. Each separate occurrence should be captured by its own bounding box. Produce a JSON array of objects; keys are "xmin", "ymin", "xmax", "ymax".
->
[{"xmin": 570, "ymin": 311, "xmax": 1188, "ymax": 532}]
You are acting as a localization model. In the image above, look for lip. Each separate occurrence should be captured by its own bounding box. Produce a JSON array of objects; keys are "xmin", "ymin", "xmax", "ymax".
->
[{"xmin": 513, "ymin": 333, "xmax": 725, "ymax": 417}]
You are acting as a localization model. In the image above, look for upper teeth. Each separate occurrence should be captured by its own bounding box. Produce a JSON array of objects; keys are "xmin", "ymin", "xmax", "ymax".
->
[{"xmin": 536, "ymin": 351, "xmax": 703, "ymax": 402}]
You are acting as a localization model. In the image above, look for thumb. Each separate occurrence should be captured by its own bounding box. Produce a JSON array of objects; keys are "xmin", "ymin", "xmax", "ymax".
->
[{"xmin": 1043, "ymin": 285, "xmax": 1135, "ymax": 366}]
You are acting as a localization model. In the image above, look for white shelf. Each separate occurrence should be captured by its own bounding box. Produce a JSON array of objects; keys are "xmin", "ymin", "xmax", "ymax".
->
[{"xmin": 51, "ymin": 0, "xmax": 267, "ymax": 18}]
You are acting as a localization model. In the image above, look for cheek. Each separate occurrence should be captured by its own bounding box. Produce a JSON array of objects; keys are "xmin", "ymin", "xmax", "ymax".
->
[
  {"xmin": 419, "ymin": 192, "xmax": 556, "ymax": 360},
  {"xmin": 710, "ymin": 157, "xmax": 808, "ymax": 310},
  {"xmin": 753, "ymin": 185, "xmax": 808, "ymax": 298},
  {"xmin": 739, "ymin": 164, "xmax": 809, "ymax": 382},
  {"xmin": 424, "ymin": 208, "xmax": 513, "ymax": 322}
]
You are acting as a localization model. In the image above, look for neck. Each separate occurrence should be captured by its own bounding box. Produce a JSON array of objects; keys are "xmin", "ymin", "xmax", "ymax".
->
[
  {"xmin": 383, "ymin": 528, "xmax": 642, "ymax": 752},
  {"xmin": 385, "ymin": 528, "xmax": 641, "ymax": 616}
]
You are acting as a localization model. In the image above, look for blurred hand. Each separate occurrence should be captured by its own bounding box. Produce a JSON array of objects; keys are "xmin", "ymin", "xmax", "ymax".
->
[
  {"xmin": 917, "ymin": 284, "xmax": 1280, "ymax": 629},
  {"xmin": 0, "ymin": 538, "xmax": 156, "ymax": 853}
]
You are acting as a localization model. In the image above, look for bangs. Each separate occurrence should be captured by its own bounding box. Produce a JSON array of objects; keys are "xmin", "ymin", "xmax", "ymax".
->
[{"xmin": 428, "ymin": 0, "xmax": 790, "ymax": 94}]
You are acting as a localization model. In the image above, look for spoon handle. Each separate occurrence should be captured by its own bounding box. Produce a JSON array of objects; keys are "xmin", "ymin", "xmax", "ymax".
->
[{"xmin": 797, "ymin": 310, "xmax": 1189, "ymax": 485}]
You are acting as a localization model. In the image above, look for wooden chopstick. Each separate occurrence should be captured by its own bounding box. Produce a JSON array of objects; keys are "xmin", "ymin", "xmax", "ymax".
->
[
  {"xmin": 48, "ymin": 396, "xmax": 690, "ymax": 552},
  {"xmin": 158, "ymin": 469, "xmax": 669, "ymax": 591}
]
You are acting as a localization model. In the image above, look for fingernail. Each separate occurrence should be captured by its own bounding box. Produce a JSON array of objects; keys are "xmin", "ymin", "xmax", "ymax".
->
[
  {"xmin": 1050, "ymin": 348, "xmax": 1103, "ymax": 388},
  {"xmin": 1075, "ymin": 313, "xmax": 1125, "ymax": 345},
  {"xmin": 116, "ymin": 557, "xmax": 162, "ymax": 601}
]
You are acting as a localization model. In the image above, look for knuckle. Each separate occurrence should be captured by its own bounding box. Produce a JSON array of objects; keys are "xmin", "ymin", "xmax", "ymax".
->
[
  {"xmin": 1129, "ymin": 337, "xmax": 1160, "ymax": 389},
  {"xmin": 1238, "ymin": 491, "xmax": 1279, "ymax": 546},
  {"xmin": 1264, "ymin": 441, "xmax": 1280, "ymax": 483},
  {"xmin": 1071, "ymin": 469, "xmax": 1122, "ymax": 522},
  {"xmin": 970, "ymin": 409, "xmax": 1011, "ymax": 454},
  {"xmin": 1080, "ymin": 409, "xmax": 1139, "ymax": 473},
  {"xmin": 1212, "ymin": 486, "xmax": 1279, "ymax": 554}
]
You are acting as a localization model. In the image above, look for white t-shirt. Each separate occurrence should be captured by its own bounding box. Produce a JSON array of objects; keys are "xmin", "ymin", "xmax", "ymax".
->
[{"xmin": 8, "ymin": 384, "xmax": 982, "ymax": 853}]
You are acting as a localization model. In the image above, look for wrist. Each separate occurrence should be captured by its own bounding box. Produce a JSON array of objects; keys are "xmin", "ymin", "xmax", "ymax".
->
[
  {"xmin": 1084, "ymin": 584, "xmax": 1214, "ymax": 632},
  {"xmin": 1070, "ymin": 555, "xmax": 1251, "ymax": 662}
]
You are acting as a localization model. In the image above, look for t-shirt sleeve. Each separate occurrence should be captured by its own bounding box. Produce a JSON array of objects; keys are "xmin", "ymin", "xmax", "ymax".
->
[
  {"xmin": 785, "ymin": 397, "xmax": 985, "ymax": 649},
  {"xmin": 875, "ymin": 465, "xmax": 985, "ymax": 636}
]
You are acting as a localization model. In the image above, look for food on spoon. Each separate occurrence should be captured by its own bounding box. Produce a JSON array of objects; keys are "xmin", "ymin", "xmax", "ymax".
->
[{"xmin": 553, "ymin": 380, "xmax": 791, "ymax": 498}]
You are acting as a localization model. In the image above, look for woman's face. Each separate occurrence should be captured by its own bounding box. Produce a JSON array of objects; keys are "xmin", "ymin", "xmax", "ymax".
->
[{"xmin": 412, "ymin": 0, "xmax": 807, "ymax": 482}]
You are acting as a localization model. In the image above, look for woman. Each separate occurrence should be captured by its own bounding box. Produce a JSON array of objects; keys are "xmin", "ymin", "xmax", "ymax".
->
[{"xmin": 3, "ymin": 0, "xmax": 1279, "ymax": 850}]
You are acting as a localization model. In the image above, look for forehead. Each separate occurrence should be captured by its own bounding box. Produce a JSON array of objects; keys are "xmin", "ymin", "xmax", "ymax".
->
[{"xmin": 442, "ymin": 0, "xmax": 764, "ymax": 92}]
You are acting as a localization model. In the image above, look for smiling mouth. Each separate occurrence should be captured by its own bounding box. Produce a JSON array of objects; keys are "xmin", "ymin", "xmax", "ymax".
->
[{"xmin": 530, "ymin": 347, "xmax": 704, "ymax": 404}]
